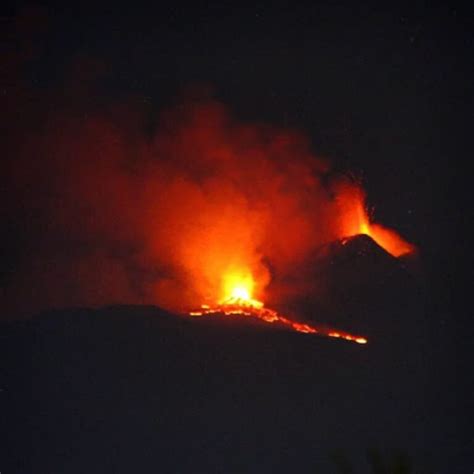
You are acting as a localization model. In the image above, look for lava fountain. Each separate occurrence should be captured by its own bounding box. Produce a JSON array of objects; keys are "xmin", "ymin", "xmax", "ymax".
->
[
  {"xmin": 2, "ymin": 94, "xmax": 416, "ymax": 327},
  {"xmin": 186, "ymin": 181, "xmax": 415, "ymax": 344},
  {"xmin": 336, "ymin": 183, "xmax": 415, "ymax": 258}
]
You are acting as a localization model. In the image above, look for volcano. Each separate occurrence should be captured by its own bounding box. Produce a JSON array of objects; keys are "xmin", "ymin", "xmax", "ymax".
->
[
  {"xmin": 271, "ymin": 233, "xmax": 422, "ymax": 336},
  {"xmin": 2, "ymin": 231, "xmax": 465, "ymax": 474},
  {"xmin": 186, "ymin": 234, "xmax": 417, "ymax": 345}
]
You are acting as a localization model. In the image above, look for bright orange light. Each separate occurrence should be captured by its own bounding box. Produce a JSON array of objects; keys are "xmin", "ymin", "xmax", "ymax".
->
[
  {"xmin": 221, "ymin": 271, "xmax": 253, "ymax": 300},
  {"xmin": 219, "ymin": 271, "xmax": 264, "ymax": 309},
  {"xmin": 230, "ymin": 286, "xmax": 250, "ymax": 300},
  {"xmin": 338, "ymin": 183, "xmax": 415, "ymax": 257},
  {"xmin": 188, "ymin": 269, "xmax": 367, "ymax": 345}
]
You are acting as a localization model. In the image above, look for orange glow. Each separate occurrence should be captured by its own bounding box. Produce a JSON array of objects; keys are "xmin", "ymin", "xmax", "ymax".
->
[
  {"xmin": 182, "ymin": 182, "xmax": 410, "ymax": 344},
  {"xmin": 337, "ymin": 183, "xmax": 415, "ymax": 257},
  {"xmin": 189, "ymin": 269, "xmax": 368, "ymax": 345},
  {"xmin": 220, "ymin": 272, "xmax": 264, "ymax": 308},
  {"xmin": 3, "ymin": 95, "xmax": 418, "ymax": 324},
  {"xmin": 144, "ymin": 103, "xmax": 415, "ymax": 313}
]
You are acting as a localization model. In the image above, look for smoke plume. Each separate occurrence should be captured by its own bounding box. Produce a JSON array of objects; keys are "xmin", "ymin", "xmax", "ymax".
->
[{"xmin": 2, "ymin": 51, "xmax": 412, "ymax": 319}]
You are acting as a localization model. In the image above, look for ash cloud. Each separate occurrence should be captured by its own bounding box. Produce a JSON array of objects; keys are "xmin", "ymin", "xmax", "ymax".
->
[
  {"xmin": 1, "ymin": 13, "xmax": 375, "ymax": 318},
  {"xmin": 3, "ymin": 91, "xmax": 363, "ymax": 318}
]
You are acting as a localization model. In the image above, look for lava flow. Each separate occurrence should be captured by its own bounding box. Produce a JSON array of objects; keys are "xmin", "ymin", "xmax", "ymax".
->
[{"xmin": 188, "ymin": 277, "xmax": 368, "ymax": 345}]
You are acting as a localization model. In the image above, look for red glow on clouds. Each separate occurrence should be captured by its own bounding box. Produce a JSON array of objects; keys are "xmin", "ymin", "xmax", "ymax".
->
[{"xmin": 3, "ymin": 93, "xmax": 414, "ymax": 318}]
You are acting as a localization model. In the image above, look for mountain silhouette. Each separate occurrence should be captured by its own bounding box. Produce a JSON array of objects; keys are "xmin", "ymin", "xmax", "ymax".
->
[{"xmin": 2, "ymin": 237, "xmax": 467, "ymax": 473}]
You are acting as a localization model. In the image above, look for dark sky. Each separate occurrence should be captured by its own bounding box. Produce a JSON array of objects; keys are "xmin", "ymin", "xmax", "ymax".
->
[
  {"xmin": 2, "ymin": 3, "xmax": 473, "ymax": 472},
  {"xmin": 3, "ymin": 2, "xmax": 470, "ymax": 250}
]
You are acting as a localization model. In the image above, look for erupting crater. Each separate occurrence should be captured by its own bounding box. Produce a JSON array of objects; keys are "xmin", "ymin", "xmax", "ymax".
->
[
  {"xmin": 185, "ymin": 188, "xmax": 417, "ymax": 345},
  {"xmin": 188, "ymin": 272, "xmax": 368, "ymax": 345}
]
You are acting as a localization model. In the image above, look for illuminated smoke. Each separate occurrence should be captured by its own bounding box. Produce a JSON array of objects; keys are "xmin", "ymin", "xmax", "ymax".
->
[{"xmin": 3, "ymin": 94, "xmax": 414, "ymax": 318}]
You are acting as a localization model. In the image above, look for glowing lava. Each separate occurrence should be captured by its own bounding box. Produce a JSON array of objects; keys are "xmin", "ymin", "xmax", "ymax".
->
[
  {"xmin": 221, "ymin": 272, "xmax": 264, "ymax": 309},
  {"xmin": 338, "ymin": 184, "xmax": 415, "ymax": 257},
  {"xmin": 189, "ymin": 274, "xmax": 368, "ymax": 345},
  {"xmin": 184, "ymin": 183, "xmax": 417, "ymax": 345}
]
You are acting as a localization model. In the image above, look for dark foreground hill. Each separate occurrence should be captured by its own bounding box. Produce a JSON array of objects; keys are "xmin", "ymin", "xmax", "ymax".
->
[
  {"xmin": 1, "ymin": 236, "xmax": 470, "ymax": 473},
  {"xmin": 2, "ymin": 301, "xmax": 469, "ymax": 474}
]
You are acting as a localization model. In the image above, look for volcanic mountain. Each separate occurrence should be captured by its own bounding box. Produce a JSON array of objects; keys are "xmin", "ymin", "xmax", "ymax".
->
[
  {"xmin": 263, "ymin": 234, "xmax": 421, "ymax": 339},
  {"xmin": 2, "ymin": 235, "xmax": 464, "ymax": 474}
]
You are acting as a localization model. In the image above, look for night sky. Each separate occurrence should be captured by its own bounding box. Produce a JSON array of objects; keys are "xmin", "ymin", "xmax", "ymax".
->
[{"xmin": 2, "ymin": 3, "xmax": 472, "ymax": 473}]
